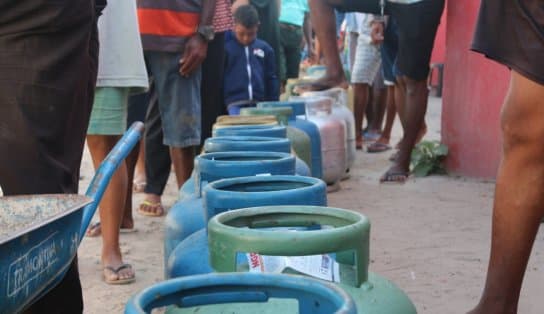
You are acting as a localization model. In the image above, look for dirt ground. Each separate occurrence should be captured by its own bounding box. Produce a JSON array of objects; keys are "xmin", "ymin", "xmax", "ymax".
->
[{"xmin": 78, "ymin": 96, "xmax": 544, "ymax": 313}]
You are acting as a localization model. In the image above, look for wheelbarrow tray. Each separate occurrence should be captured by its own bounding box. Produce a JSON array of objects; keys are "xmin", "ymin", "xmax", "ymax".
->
[
  {"xmin": 0, "ymin": 194, "xmax": 92, "ymax": 314},
  {"xmin": 0, "ymin": 122, "xmax": 144, "ymax": 313}
]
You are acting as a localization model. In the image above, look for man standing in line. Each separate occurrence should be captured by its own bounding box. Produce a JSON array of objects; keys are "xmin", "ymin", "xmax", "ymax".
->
[
  {"xmin": 301, "ymin": 0, "xmax": 444, "ymax": 183},
  {"xmin": 469, "ymin": 1, "xmax": 544, "ymax": 313},
  {"xmin": 136, "ymin": 0, "xmax": 217, "ymax": 216}
]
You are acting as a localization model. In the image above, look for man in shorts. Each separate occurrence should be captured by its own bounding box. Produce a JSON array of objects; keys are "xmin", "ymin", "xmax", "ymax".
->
[
  {"xmin": 136, "ymin": 0, "xmax": 217, "ymax": 215},
  {"xmin": 468, "ymin": 1, "xmax": 544, "ymax": 313},
  {"xmin": 303, "ymin": 0, "xmax": 444, "ymax": 183},
  {"xmin": 350, "ymin": 13, "xmax": 382, "ymax": 149}
]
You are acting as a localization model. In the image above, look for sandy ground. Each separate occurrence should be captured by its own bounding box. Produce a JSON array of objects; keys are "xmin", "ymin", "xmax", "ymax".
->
[{"xmin": 78, "ymin": 96, "xmax": 544, "ymax": 313}]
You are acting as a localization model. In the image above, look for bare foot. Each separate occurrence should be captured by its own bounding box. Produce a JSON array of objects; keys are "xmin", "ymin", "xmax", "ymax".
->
[{"xmin": 380, "ymin": 163, "xmax": 409, "ymax": 184}]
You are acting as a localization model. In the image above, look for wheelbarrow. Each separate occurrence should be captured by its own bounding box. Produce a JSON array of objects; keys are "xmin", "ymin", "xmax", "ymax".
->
[
  {"xmin": 0, "ymin": 122, "xmax": 144, "ymax": 314},
  {"xmin": 125, "ymin": 273, "xmax": 357, "ymax": 314}
]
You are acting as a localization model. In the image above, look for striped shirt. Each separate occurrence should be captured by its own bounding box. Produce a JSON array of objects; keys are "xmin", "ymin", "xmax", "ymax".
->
[{"xmin": 137, "ymin": 0, "xmax": 201, "ymax": 52}]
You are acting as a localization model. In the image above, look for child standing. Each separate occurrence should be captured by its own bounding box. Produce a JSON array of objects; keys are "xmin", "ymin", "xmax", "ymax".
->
[{"xmin": 224, "ymin": 5, "xmax": 279, "ymax": 112}]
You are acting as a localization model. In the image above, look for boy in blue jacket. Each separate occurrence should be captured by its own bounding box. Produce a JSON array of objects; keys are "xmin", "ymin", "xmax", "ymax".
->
[{"xmin": 224, "ymin": 5, "xmax": 279, "ymax": 110}]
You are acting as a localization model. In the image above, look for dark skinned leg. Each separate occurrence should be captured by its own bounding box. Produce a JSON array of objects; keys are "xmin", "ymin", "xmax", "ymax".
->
[
  {"xmin": 381, "ymin": 76, "xmax": 428, "ymax": 182},
  {"xmin": 369, "ymin": 86, "xmax": 387, "ymax": 133},
  {"xmin": 123, "ymin": 141, "xmax": 140, "ymax": 229},
  {"xmin": 300, "ymin": 0, "xmax": 348, "ymax": 92},
  {"xmin": 170, "ymin": 146, "xmax": 195, "ymax": 188},
  {"xmin": 379, "ymin": 85, "xmax": 396, "ymax": 143},
  {"xmin": 353, "ymin": 82, "xmax": 370, "ymax": 149},
  {"xmin": 468, "ymin": 71, "xmax": 544, "ymax": 314}
]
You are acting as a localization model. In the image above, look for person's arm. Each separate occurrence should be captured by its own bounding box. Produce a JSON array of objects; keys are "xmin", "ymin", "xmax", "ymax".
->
[
  {"xmin": 179, "ymin": 0, "xmax": 217, "ymax": 76},
  {"xmin": 265, "ymin": 47, "xmax": 280, "ymax": 101}
]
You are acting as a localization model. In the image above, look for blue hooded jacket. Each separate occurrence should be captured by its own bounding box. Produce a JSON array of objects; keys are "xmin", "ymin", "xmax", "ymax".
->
[{"xmin": 223, "ymin": 31, "xmax": 279, "ymax": 106}]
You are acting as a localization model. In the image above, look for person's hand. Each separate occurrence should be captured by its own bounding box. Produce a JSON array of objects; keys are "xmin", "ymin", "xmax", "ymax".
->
[
  {"xmin": 179, "ymin": 34, "xmax": 208, "ymax": 77},
  {"xmin": 370, "ymin": 21, "xmax": 384, "ymax": 44}
]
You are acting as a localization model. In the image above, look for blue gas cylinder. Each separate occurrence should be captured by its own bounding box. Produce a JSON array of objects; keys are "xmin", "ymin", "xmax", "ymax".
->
[
  {"xmin": 212, "ymin": 126, "xmax": 310, "ymax": 177},
  {"xmin": 258, "ymin": 101, "xmax": 323, "ymax": 179},
  {"xmin": 125, "ymin": 273, "xmax": 357, "ymax": 314},
  {"xmin": 206, "ymin": 135, "xmax": 311, "ymax": 178},
  {"xmin": 212, "ymin": 125, "xmax": 287, "ymax": 138},
  {"xmin": 179, "ymin": 136, "xmax": 292, "ymax": 200},
  {"xmin": 204, "ymin": 136, "xmax": 291, "ymax": 154},
  {"xmin": 164, "ymin": 152, "xmax": 296, "ymax": 268},
  {"xmin": 166, "ymin": 175, "xmax": 327, "ymax": 278}
]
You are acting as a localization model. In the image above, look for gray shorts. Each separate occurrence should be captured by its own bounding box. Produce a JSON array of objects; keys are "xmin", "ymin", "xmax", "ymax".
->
[
  {"xmin": 145, "ymin": 51, "xmax": 201, "ymax": 148},
  {"xmin": 351, "ymin": 35, "xmax": 382, "ymax": 84}
]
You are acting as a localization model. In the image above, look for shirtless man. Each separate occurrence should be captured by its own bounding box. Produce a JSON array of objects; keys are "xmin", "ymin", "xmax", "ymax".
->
[{"xmin": 469, "ymin": 1, "xmax": 544, "ymax": 313}]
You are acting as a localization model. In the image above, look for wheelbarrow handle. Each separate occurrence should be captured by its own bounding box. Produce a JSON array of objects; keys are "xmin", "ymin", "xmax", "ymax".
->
[
  {"xmin": 79, "ymin": 122, "xmax": 144, "ymax": 241},
  {"xmin": 124, "ymin": 273, "xmax": 356, "ymax": 314}
]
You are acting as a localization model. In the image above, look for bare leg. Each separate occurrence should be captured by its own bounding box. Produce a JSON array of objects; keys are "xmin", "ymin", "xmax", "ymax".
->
[
  {"xmin": 393, "ymin": 79, "xmax": 426, "ymax": 150},
  {"xmin": 123, "ymin": 140, "xmax": 140, "ymax": 229},
  {"xmin": 368, "ymin": 85, "xmax": 395, "ymax": 153},
  {"xmin": 369, "ymin": 86, "xmax": 387, "ymax": 133},
  {"xmin": 378, "ymin": 85, "xmax": 396, "ymax": 143},
  {"xmin": 381, "ymin": 77, "xmax": 428, "ymax": 182},
  {"xmin": 298, "ymin": 0, "xmax": 348, "ymax": 92},
  {"xmin": 170, "ymin": 146, "xmax": 195, "ymax": 188},
  {"xmin": 468, "ymin": 71, "xmax": 544, "ymax": 314},
  {"xmin": 353, "ymin": 82, "xmax": 370, "ymax": 149},
  {"xmin": 87, "ymin": 135, "xmax": 134, "ymax": 283}
]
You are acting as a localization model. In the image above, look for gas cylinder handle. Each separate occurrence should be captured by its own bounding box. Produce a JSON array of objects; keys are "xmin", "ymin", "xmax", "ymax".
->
[
  {"xmin": 257, "ymin": 101, "xmax": 307, "ymax": 117},
  {"xmin": 194, "ymin": 151, "xmax": 296, "ymax": 197},
  {"xmin": 124, "ymin": 273, "xmax": 356, "ymax": 314},
  {"xmin": 208, "ymin": 206, "xmax": 370, "ymax": 287}
]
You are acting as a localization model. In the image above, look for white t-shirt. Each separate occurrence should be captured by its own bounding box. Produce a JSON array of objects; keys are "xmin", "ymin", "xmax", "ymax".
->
[{"xmin": 96, "ymin": 0, "xmax": 149, "ymax": 92}]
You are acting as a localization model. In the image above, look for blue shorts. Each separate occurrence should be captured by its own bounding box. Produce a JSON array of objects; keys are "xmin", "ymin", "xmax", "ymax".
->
[
  {"xmin": 145, "ymin": 51, "xmax": 201, "ymax": 148},
  {"xmin": 381, "ymin": 17, "xmax": 399, "ymax": 85}
]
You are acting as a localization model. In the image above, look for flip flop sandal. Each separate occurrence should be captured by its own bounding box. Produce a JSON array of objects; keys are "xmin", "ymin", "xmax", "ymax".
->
[
  {"xmin": 367, "ymin": 142, "xmax": 392, "ymax": 153},
  {"xmin": 138, "ymin": 200, "xmax": 165, "ymax": 217},
  {"xmin": 103, "ymin": 264, "xmax": 135, "ymax": 285},
  {"xmin": 86, "ymin": 221, "xmax": 102, "ymax": 238}
]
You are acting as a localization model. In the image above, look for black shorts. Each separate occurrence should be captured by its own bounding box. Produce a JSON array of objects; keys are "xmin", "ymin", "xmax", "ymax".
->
[
  {"xmin": 472, "ymin": 0, "xmax": 544, "ymax": 85},
  {"xmin": 337, "ymin": 0, "xmax": 445, "ymax": 81}
]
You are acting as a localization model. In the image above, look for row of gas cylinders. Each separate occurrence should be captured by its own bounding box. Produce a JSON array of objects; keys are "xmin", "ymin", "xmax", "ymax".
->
[
  {"xmin": 226, "ymin": 88, "xmax": 357, "ymax": 190},
  {"xmin": 150, "ymin": 111, "xmax": 417, "ymax": 313}
]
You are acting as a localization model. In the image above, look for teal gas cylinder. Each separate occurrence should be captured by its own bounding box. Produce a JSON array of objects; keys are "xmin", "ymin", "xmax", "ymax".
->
[
  {"xmin": 164, "ymin": 152, "xmax": 296, "ymax": 269},
  {"xmin": 198, "ymin": 206, "xmax": 418, "ymax": 314},
  {"xmin": 165, "ymin": 176, "xmax": 327, "ymax": 279}
]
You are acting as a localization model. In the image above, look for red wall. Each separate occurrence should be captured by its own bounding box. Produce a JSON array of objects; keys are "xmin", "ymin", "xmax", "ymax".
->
[
  {"xmin": 430, "ymin": 4, "xmax": 447, "ymax": 64},
  {"xmin": 441, "ymin": 0, "xmax": 510, "ymax": 178}
]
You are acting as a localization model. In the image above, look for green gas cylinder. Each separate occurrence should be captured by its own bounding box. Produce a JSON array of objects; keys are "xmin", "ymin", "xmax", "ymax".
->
[{"xmin": 204, "ymin": 206, "xmax": 418, "ymax": 314}]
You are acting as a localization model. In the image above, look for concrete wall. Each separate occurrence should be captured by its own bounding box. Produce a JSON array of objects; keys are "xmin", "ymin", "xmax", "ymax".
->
[{"xmin": 441, "ymin": 0, "xmax": 510, "ymax": 178}]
